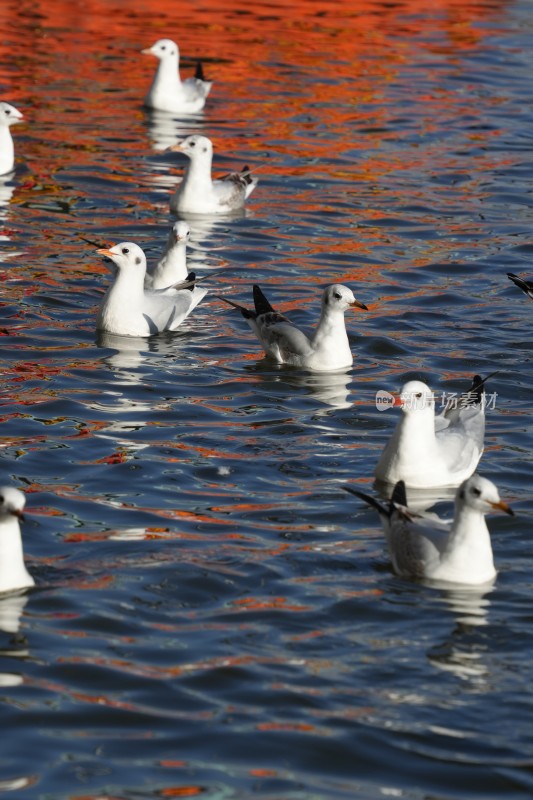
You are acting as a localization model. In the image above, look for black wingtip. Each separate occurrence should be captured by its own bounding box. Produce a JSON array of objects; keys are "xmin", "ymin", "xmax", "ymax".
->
[
  {"xmin": 457, "ymin": 371, "xmax": 499, "ymax": 408},
  {"xmin": 253, "ymin": 284, "xmax": 276, "ymax": 316},
  {"xmin": 507, "ymin": 272, "xmax": 533, "ymax": 296},
  {"xmin": 343, "ymin": 485, "xmax": 389, "ymax": 517},
  {"xmin": 185, "ymin": 271, "xmax": 196, "ymax": 292},
  {"xmin": 241, "ymin": 165, "xmax": 254, "ymax": 185},
  {"xmin": 195, "ymin": 61, "xmax": 206, "ymax": 81},
  {"xmin": 391, "ymin": 480, "xmax": 407, "ymax": 507}
]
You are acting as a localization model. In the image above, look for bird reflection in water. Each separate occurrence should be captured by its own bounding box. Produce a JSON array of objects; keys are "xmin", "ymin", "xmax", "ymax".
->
[
  {"xmin": 0, "ymin": 591, "xmax": 31, "ymax": 687},
  {"xmin": 286, "ymin": 368, "xmax": 353, "ymax": 409},
  {"xmin": 428, "ymin": 582, "xmax": 496, "ymax": 683},
  {"xmin": 143, "ymin": 108, "xmax": 206, "ymax": 152}
]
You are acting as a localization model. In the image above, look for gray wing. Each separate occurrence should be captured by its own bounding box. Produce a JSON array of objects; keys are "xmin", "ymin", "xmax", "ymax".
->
[
  {"xmin": 141, "ymin": 287, "xmax": 207, "ymax": 333},
  {"xmin": 212, "ymin": 168, "xmax": 258, "ymax": 209},
  {"xmin": 254, "ymin": 312, "xmax": 313, "ymax": 363},
  {"xmin": 182, "ymin": 77, "xmax": 212, "ymax": 102},
  {"xmin": 388, "ymin": 506, "xmax": 450, "ymax": 579},
  {"xmin": 435, "ymin": 404, "xmax": 484, "ymax": 473}
]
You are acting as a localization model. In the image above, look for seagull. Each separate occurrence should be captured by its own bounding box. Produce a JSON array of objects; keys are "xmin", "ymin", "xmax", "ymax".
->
[
  {"xmin": 168, "ymin": 135, "xmax": 258, "ymax": 215},
  {"xmin": 0, "ymin": 487, "xmax": 34, "ymax": 594},
  {"xmin": 219, "ymin": 283, "xmax": 368, "ymax": 371},
  {"xmin": 346, "ymin": 474, "xmax": 513, "ymax": 585},
  {"xmin": 507, "ymin": 272, "xmax": 533, "ymax": 301},
  {"xmin": 96, "ymin": 242, "xmax": 207, "ymax": 337},
  {"xmin": 375, "ymin": 375, "xmax": 491, "ymax": 489},
  {"xmin": 145, "ymin": 221, "xmax": 190, "ymax": 290},
  {"xmin": 142, "ymin": 38, "xmax": 212, "ymax": 114},
  {"xmin": 0, "ymin": 102, "xmax": 23, "ymax": 175}
]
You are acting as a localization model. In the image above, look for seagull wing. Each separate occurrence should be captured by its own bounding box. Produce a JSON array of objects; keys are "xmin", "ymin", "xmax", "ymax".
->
[
  {"xmin": 255, "ymin": 312, "xmax": 313, "ymax": 363},
  {"xmin": 388, "ymin": 506, "xmax": 451, "ymax": 578},
  {"xmin": 212, "ymin": 167, "xmax": 258, "ymax": 209},
  {"xmin": 508, "ymin": 272, "xmax": 533, "ymax": 300},
  {"xmin": 141, "ymin": 287, "xmax": 207, "ymax": 332}
]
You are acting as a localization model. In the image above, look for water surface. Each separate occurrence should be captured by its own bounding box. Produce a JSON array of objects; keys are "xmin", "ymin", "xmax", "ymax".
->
[{"xmin": 0, "ymin": 1, "xmax": 533, "ymax": 798}]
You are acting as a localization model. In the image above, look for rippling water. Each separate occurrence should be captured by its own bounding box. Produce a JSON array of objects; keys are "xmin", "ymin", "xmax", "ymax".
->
[{"xmin": 1, "ymin": 0, "xmax": 533, "ymax": 797}]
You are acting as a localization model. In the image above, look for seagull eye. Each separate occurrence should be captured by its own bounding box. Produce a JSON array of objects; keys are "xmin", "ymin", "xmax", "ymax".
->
[
  {"xmin": 190, "ymin": 141, "xmax": 196, "ymax": 147},
  {"xmin": 121, "ymin": 248, "xmax": 129, "ymax": 255},
  {"xmin": 333, "ymin": 292, "xmax": 342, "ymax": 300},
  {"xmin": 0, "ymin": 495, "xmax": 4, "ymax": 504},
  {"xmin": 471, "ymin": 487, "xmax": 482, "ymax": 497},
  {"xmin": 161, "ymin": 45, "xmax": 166, "ymax": 51},
  {"xmin": 5, "ymin": 109, "xmax": 10, "ymax": 115},
  {"xmin": 415, "ymin": 392, "xmax": 422, "ymax": 399}
]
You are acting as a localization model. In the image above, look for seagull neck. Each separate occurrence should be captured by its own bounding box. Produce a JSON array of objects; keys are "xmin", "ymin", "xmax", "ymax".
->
[
  {"xmin": 184, "ymin": 153, "xmax": 213, "ymax": 188},
  {"xmin": 395, "ymin": 407, "xmax": 437, "ymax": 452},
  {"xmin": 152, "ymin": 243, "xmax": 187, "ymax": 285},
  {"xmin": 154, "ymin": 55, "xmax": 181, "ymax": 89},
  {"xmin": 161, "ymin": 242, "xmax": 185, "ymax": 269},
  {"xmin": 106, "ymin": 268, "xmax": 145, "ymax": 310},
  {"xmin": 0, "ymin": 126, "xmax": 14, "ymax": 174},
  {"xmin": 313, "ymin": 306, "xmax": 347, "ymax": 342},
  {"xmin": 442, "ymin": 504, "xmax": 494, "ymax": 575}
]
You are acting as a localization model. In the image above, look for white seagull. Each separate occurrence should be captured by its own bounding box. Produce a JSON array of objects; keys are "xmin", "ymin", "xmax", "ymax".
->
[
  {"xmin": 507, "ymin": 272, "xmax": 533, "ymax": 301},
  {"xmin": 219, "ymin": 283, "xmax": 368, "ymax": 371},
  {"xmin": 145, "ymin": 221, "xmax": 190, "ymax": 290},
  {"xmin": 346, "ymin": 474, "xmax": 513, "ymax": 586},
  {"xmin": 96, "ymin": 241, "xmax": 207, "ymax": 337},
  {"xmin": 0, "ymin": 102, "xmax": 23, "ymax": 175},
  {"xmin": 0, "ymin": 487, "xmax": 34, "ymax": 594},
  {"xmin": 375, "ymin": 376, "xmax": 491, "ymax": 489},
  {"xmin": 169, "ymin": 135, "xmax": 258, "ymax": 215},
  {"xmin": 142, "ymin": 38, "xmax": 212, "ymax": 114}
]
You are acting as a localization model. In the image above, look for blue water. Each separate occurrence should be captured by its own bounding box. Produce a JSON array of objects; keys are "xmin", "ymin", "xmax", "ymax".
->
[{"xmin": 1, "ymin": 0, "xmax": 533, "ymax": 797}]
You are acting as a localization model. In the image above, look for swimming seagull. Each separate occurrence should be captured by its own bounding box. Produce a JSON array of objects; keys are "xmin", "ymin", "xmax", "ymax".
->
[
  {"xmin": 0, "ymin": 487, "xmax": 34, "ymax": 594},
  {"xmin": 142, "ymin": 38, "xmax": 212, "ymax": 114},
  {"xmin": 346, "ymin": 474, "xmax": 513, "ymax": 585},
  {"xmin": 96, "ymin": 241, "xmax": 207, "ymax": 337},
  {"xmin": 375, "ymin": 375, "xmax": 492, "ymax": 489},
  {"xmin": 0, "ymin": 102, "xmax": 23, "ymax": 175},
  {"xmin": 507, "ymin": 272, "xmax": 533, "ymax": 301},
  {"xmin": 168, "ymin": 135, "xmax": 258, "ymax": 215},
  {"xmin": 145, "ymin": 221, "xmax": 190, "ymax": 290},
  {"xmin": 219, "ymin": 283, "xmax": 368, "ymax": 371}
]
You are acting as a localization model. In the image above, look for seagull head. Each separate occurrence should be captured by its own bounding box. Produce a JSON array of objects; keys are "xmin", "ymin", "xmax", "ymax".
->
[
  {"xmin": 0, "ymin": 487, "xmax": 26, "ymax": 521},
  {"xmin": 322, "ymin": 284, "xmax": 368, "ymax": 312},
  {"xmin": 96, "ymin": 242, "xmax": 147, "ymax": 275},
  {"xmin": 141, "ymin": 39, "xmax": 179, "ymax": 61},
  {"xmin": 0, "ymin": 102, "xmax": 23, "ymax": 128},
  {"xmin": 169, "ymin": 220, "xmax": 190, "ymax": 246},
  {"xmin": 169, "ymin": 134, "xmax": 213, "ymax": 160},
  {"xmin": 456, "ymin": 474, "xmax": 514, "ymax": 516},
  {"xmin": 395, "ymin": 380, "xmax": 435, "ymax": 413}
]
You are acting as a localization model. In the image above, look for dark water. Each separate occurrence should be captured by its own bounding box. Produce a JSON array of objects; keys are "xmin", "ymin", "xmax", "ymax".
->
[{"xmin": 1, "ymin": 0, "xmax": 533, "ymax": 797}]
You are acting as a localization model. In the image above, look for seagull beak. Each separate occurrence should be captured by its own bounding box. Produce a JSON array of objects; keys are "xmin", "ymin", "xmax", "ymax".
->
[
  {"xmin": 350, "ymin": 299, "xmax": 368, "ymax": 311},
  {"xmin": 141, "ymin": 47, "xmax": 153, "ymax": 55},
  {"xmin": 96, "ymin": 248, "xmax": 115, "ymax": 258},
  {"xmin": 167, "ymin": 140, "xmax": 186, "ymax": 153},
  {"xmin": 392, "ymin": 395, "xmax": 403, "ymax": 407},
  {"xmin": 10, "ymin": 509, "xmax": 25, "ymax": 521},
  {"xmin": 491, "ymin": 499, "xmax": 514, "ymax": 516}
]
